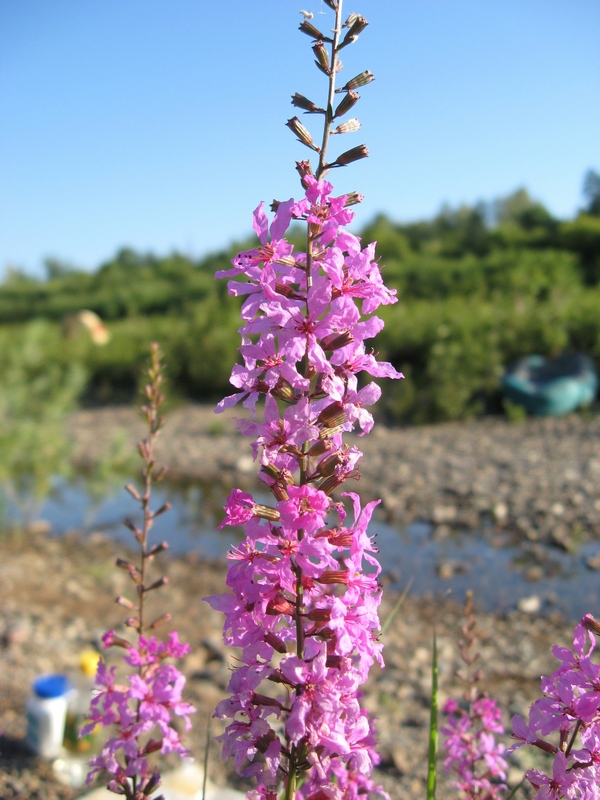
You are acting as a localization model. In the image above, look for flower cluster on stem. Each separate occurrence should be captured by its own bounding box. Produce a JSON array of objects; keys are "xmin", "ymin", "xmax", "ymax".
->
[
  {"xmin": 509, "ymin": 612, "xmax": 600, "ymax": 799},
  {"xmin": 441, "ymin": 591, "xmax": 508, "ymax": 800},
  {"xmin": 85, "ymin": 344, "xmax": 195, "ymax": 800},
  {"xmin": 205, "ymin": 4, "xmax": 402, "ymax": 799}
]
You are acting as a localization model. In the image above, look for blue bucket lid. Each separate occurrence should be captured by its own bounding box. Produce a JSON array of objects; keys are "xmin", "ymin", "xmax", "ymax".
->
[{"xmin": 33, "ymin": 674, "xmax": 71, "ymax": 699}]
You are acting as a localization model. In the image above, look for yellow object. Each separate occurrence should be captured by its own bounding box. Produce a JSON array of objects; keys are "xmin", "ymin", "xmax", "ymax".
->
[{"xmin": 79, "ymin": 650, "xmax": 100, "ymax": 678}]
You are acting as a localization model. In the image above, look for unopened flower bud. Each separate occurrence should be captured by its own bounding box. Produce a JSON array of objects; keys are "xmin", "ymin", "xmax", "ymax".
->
[
  {"xmin": 255, "ymin": 730, "xmax": 280, "ymax": 755},
  {"xmin": 582, "ymin": 613, "xmax": 600, "ymax": 635},
  {"xmin": 312, "ymin": 41, "xmax": 330, "ymax": 74},
  {"xmin": 341, "ymin": 14, "xmax": 368, "ymax": 48},
  {"xmin": 253, "ymin": 504, "xmax": 281, "ymax": 522},
  {"xmin": 295, "ymin": 160, "xmax": 314, "ymax": 187},
  {"xmin": 270, "ymin": 482, "xmax": 290, "ymax": 502},
  {"xmin": 286, "ymin": 117, "xmax": 320, "ymax": 152},
  {"xmin": 322, "ymin": 0, "xmax": 337, "ymax": 9},
  {"xmin": 125, "ymin": 483, "xmax": 140, "ymax": 501},
  {"xmin": 320, "ymin": 330, "xmax": 354, "ymax": 351},
  {"xmin": 143, "ymin": 742, "xmax": 163, "ymax": 756},
  {"xmin": 274, "ymin": 281, "xmax": 299, "ymax": 298},
  {"xmin": 307, "ymin": 438, "xmax": 331, "ymax": 457},
  {"xmin": 291, "ymin": 92, "xmax": 324, "ymax": 114},
  {"xmin": 154, "ymin": 465, "xmax": 168, "ymax": 483},
  {"xmin": 307, "ymin": 609, "xmax": 332, "ymax": 622},
  {"xmin": 333, "ymin": 90, "xmax": 359, "ymax": 120},
  {"xmin": 264, "ymin": 631, "xmax": 288, "ymax": 654},
  {"xmin": 152, "ymin": 502, "xmax": 170, "ymax": 518},
  {"xmin": 299, "ymin": 20, "xmax": 330, "ymax": 41},
  {"xmin": 272, "ymin": 377, "xmax": 297, "ymax": 403},
  {"xmin": 148, "ymin": 540, "xmax": 169, "ymax": 557},
  {"xmin": 316, "ymin": 569, "xmax": 349, "ymax": 585},
  {"xmin": 123, "ymin": 518, "xmax": 142, "ymax": 537},
  {"xmin": 344, "ymin": 191, "xmax": 364, "ymax": 206},
  {"xmin": 331, "ymin": 144, "xmax": 369, "ymax": 167},
  {"xmin": 252, "ymin": 693, "xmax": 285, "ymax": 710},
  {"xmin": 315, "ymin": 450, "xmax": 343, "ymax": 478},
  {"xmin": 332, "ymin": 118, "xmax": 361, "ymax": 135},
  {"xmin": 317, "ymin": 473, "xmax": 344, "ymax": 495},
  {"xmin": 318, "ymin": 401, "xmax": 347, "ymax": 429},
  {"xmin": 142, "ymin": 576, "xmax": 168, "ymax": 593},
  {"xmin": 103, "ymin": 630, "xmax": 131, "ymax": 649},
  {"xmin": 150, "ymin": 612, "xmax": 172, "ymax": 629},
  {"xmin": 261, "ymin": 462, "xmax": 280, "ymax": 481},
  {"xmin": 266, "ymin": 595, "xmax": 295, "ymax": 615},
  {"xmin": 340, "ymin": 70, "xmax": 375, "ymax": 92}
]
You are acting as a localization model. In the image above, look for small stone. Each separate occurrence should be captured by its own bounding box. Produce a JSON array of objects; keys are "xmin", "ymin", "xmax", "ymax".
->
[
  {"xmin": 431, "ymin": 504, "xmax": 457, "ymax": 524},
  {"xmin": 432, "ymin": 524, "xmax": 451, "ymax": 540},
  {"xmin": 437, "ymin": 560, "xmax": 466, "ymax": 579},
  {"xmin": 524, "ymin": 565, "xmax": 543, "ymax": 582},
  {"xmin": 518, "ymin": 595, "xmax": 541, "ymax": 614},
  {"xmin": 585, "ymin": 553, "xmax": 600, "ymax": 571},
  {"xmin": 550, "ymin": 525, "xmax": 572, "ymax": 551},
  {"xmin": 236, "ymin": 455, "xmax": 255, "ymax": 473},
  {"xmin": 3, "ymin": 616, "xmax": 32, "ymax": 646}
]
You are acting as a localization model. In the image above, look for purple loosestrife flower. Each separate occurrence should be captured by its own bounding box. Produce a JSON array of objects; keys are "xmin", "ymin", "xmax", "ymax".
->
[
  {"xmin": 441, "ymin": 696, "xmax": 508, "ymax": 800},
  {"xmin": 86, "ymin": 346, "xmax": 195, "ymax": 800},
  {"xmin": 205, "ymin": 154, "xmax": 402, "ymax": 800},
  {"xmin": 510, "ymin": 613, "xmax": 600, "ymax": 799},
  {"xmin": 441, "ymin": 592, "xmax": 508, "ymax": 800},
  {"xmin": 206, "ymin": 178, "xmax": 401, "ymax": 799},
  {"xmin": 206, "ymin": 4, "xmax": 403, "ymax": 798}
]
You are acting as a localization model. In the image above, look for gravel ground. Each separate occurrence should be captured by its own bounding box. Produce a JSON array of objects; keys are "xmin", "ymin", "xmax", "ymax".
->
[
  {"xmin": 70, "ymin": 404, "xmax": 600, "ymax": 547},
  {"xmin": 2, "ymin": 405, "xmax": 599, "ymax": 799}
]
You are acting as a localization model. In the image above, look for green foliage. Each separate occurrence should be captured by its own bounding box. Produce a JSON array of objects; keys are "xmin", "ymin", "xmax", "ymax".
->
[
  {"xmin": 1, "ymin": 182, "xmax": 599, "ymax": 425},
  {"xmin": 558, "ymin": 215, "xmax": 600, "ymax": 284},
  {"xmin": 0, "ymin": 321, "xmax": 87, "ymax": 525},
  {"xmin": 583, "ymin": 169, "xmax": 600, "ymax": 217}
]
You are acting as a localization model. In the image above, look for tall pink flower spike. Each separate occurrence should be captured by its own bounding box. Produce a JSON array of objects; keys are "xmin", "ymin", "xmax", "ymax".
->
[{"xmin": 205, "ymin": 3, "xmax": 403, "ymax": 798}]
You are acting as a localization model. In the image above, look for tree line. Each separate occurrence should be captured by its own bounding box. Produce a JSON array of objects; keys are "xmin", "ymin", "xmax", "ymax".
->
[{"xmin": 1, "ymin": 171, "xmax": 599, "ymax": 424}]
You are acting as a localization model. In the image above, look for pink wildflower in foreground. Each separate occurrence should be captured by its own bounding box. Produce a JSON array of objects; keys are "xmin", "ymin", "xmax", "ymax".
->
[
  {"xmin": 510, "ymin": 613, "xmax": 600, "ymax": 799},
  {"xmin": 207, "ymin": 174, "xmax": 401, "ymax": 798},
  {"xmin": 206, "ymin": 5, "xmax": 405, "ymax": 798}
]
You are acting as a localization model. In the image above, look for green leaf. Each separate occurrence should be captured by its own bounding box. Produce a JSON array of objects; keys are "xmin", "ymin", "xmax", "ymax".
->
[{"xmin": 427, "ymin": 631, "xmax": 438, "ymax": 800}]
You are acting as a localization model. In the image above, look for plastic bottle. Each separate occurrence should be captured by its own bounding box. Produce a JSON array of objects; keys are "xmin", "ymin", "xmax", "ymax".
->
[{"xmin": 25, "ymin": 674, "xmax": 71, "ymax": 758}]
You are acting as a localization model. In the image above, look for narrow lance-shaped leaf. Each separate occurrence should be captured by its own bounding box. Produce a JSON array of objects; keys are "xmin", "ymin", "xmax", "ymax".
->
[{"xmin": 427, "ymin": 631, "xmax": 438, "ymax": 800}]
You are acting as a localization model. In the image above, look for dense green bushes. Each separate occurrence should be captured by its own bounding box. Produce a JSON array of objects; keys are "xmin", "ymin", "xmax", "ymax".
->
[{"xmin": 2, "ymin": 185, "xmax": 600, "ymax": 424}]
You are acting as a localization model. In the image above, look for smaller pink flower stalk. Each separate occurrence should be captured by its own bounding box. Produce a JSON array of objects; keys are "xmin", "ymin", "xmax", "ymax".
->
[
  {"xmin": 509, "ymin": 612, "xmax": 600, "ymax": 800},
  {"xmin": 441, "ymin": 591, "xmax": 508, "ymax": 800},
  {"xmin": 85, "ymin": 343, "xmax": 195, "ymax": 800}
]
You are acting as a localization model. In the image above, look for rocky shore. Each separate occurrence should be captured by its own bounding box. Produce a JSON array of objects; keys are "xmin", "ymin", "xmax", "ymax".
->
[
  {"xmin": 2, "ymin": 405, "xmax": 599, "ymax": 799},
  {"xmin": 70, "ymin": 404, "xmax": 600, "ymax": 547}
]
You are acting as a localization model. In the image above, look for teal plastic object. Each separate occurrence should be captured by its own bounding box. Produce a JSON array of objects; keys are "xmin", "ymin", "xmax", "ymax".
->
[{"xmin": 502, "ymin": 353, "xmax": 598, "ymax": 416}]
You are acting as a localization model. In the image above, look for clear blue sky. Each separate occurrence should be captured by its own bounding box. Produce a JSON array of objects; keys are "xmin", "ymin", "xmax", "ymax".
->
[{"xmin": 1, "ymin": 0, "xmax": 599, "ymax": 277}]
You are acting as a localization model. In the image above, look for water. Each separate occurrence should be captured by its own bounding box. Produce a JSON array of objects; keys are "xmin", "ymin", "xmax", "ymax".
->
[{"xmin": 10, "ymin": 477, "xmax": 600, "ymax": 621}]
